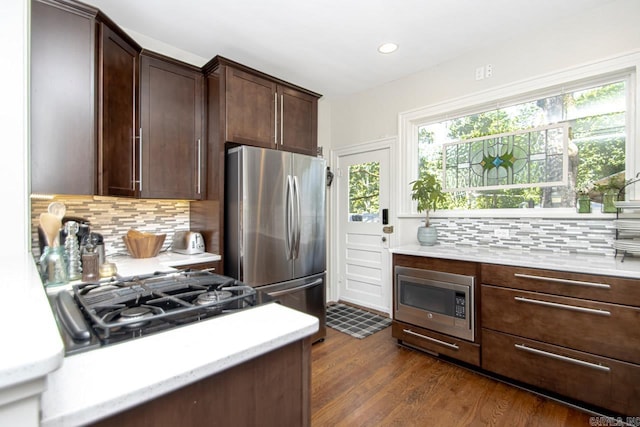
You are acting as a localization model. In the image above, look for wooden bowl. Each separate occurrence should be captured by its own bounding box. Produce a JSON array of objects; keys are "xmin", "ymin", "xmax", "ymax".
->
[{"xmin": 122, "ymin": 233, "xmax": 166, "ymax": 258}]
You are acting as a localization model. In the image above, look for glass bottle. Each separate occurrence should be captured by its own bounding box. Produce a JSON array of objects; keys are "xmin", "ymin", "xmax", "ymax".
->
[
  {"xmin": 64, "ymin": 221, "xmax": 82, "ymax": 280},
  {"xmin": 39, "ymin": 246, "xmax": 68, "ymax": 287}
]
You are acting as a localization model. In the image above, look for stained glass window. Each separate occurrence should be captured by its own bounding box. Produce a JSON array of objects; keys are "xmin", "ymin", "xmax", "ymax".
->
[{"xmin": 442, "ymin": 123, "xmax": 568, "ymax": 191}]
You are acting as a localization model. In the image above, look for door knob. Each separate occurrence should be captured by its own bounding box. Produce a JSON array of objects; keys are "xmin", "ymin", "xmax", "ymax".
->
[{"xmin": 382, "ymin": 236, "xmax": 387, "ymax": 242}]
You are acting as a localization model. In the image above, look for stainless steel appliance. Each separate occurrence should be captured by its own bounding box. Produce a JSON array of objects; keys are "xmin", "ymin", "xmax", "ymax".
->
[
  {"xmin": 171, "ymin": 231, "xmax": 205, "ymax": 254},
  {"xmin": 395, "ymin": 266, "xmax": 475, "ymax": 342},
  {"xmin": 49, "ymin": 270, "xmax": 270, "ymax": 355},
  {"xmin": 225, "ymin": 146, "xmax": 326, "ymax": 342}
]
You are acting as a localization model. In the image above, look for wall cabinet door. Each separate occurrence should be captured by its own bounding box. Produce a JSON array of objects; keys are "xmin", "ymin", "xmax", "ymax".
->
[
  {"xmin": 31, "ymin": 0, "xmax": 96, "ymax": 195},
  {"xmin": 224, "ymin": 67, "xmax": 276, "ymax": 149},
  {"xmin": 278, "ymin": 86, "xmax": 317, "ymax": 156},
  {"xmin": 140, "ymin": 54, "xmax": 204, "ymax": 199},
  {"xmin": 98, "ymin": 23, "xmax": 139, "ymax": 197},
  {"xmin": 224, "ymin": 66, "xmax": 319, "ymax": 155}
]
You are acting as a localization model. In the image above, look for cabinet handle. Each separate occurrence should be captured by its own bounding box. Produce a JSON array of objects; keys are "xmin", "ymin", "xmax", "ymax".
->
[
  {"xmin": 402, "ymin": 329, "xmax": 459, "ymax": 350},
  {"xmin": 515, "ymin": 343, "xmax": 610, "ymax": 372},
  {"xmin": 514, "ymin": 273, "xmax": 610, "ymax": 289},
  {"xmin": 514, "ymin": 296, "xmax": 611, "ymax": 316},
  {"xmin": 280, "ymin": 94, "xmax": 284, "ymax": 146},
  {"xmin": 274, "ymin": 93, "xmax": 278, "ymax": 146},
  {"xmin": 197, "ymin": 138, "xmax": 202, "ymax": 194},
  {"xmin": 138, "ymin": 127, "xmax": 143, "ymax": 192},
  {"xmin": 131, "ymin": 130, "xmax": 137, "ymax": 191}
]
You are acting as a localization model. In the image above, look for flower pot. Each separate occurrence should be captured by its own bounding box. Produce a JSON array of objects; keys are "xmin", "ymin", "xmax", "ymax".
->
[
  {"xmin": 417, "ymin": 226, "xmax": 437, "ymax": 246},
  {"xmin": 576, "ymin": 196, "xmax": 591, "ymax": 214},
  {"xmin": 602, "ymin": 190, "xmax": 618, "ymax": 213}
]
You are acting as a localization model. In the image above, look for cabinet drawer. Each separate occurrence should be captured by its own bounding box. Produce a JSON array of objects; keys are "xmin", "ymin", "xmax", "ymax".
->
[
  {"xmin": 392, "ymin": 321, "xmax": 480, "ymax": 367},
  {"xmin": 482, "ymin": 329, "xmax": 640, "ymax": 415},
  {"xmin": 481, "ymin": 264, "xmax": 640, "ymax": 307},
  {"xmin": 482, "ymin": 285, "xmax": 640, "ymax": 364}
]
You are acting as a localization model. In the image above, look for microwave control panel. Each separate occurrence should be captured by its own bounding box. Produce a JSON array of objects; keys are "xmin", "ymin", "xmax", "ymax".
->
[{"xmin": 454, "ymin": 292, "xmax": 466, "ymax": 319}]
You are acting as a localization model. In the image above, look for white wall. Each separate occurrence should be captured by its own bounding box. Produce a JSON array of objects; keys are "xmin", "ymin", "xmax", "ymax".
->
[
  {"xmin": 327, "ymin": 0, "xmax": 640, "ymax": 149},
  {"xmin": 322, "ymin": 0, "xmax": 640, "ymax": 250},
  {"xmin": 1, "ymin": 0, "xmax": 30, "ymax": 256}
]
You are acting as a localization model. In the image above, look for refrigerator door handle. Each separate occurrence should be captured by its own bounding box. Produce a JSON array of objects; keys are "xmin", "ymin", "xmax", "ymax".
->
[
  {"xmin": 286, "ymin": 175, "xmax": 294, "ymax": 260},
  {"xmin": 293, "ymin": 175, "xmax": 301, "ymax": 259}
]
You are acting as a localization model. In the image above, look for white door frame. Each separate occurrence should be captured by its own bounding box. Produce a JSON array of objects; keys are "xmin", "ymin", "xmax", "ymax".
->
[{"xmin": 328, "ymin": 137, "xmax": 397, "ymax": 313}]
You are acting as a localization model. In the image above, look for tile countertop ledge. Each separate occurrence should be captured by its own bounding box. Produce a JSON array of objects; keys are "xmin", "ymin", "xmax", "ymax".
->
[
  {"xmin": 0, "ymin": 254, "xmax": 63, "ymax": 390},
  {"xmin": 40, "ymin": 303, "xmax": 319, "ymax": 427},
  {"xmin": 391, "ymin": 244, "xmax": 640, "ymax": 279}
]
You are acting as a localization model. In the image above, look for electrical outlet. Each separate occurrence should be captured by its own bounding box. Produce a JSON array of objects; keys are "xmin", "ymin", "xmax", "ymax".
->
[
  {"xmin": 494, "ymin": 228, "xmax": 509, "ymax": 238},
  {"xmin": 475, "ymin": 66, "xmax": 484, "ymax": 80},
  {"xmin": 485, "ymin": 63, "xmax": 493, "ymax": 78}
]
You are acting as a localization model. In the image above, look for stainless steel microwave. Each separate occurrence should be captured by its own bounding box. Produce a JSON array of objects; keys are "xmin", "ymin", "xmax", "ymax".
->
[{"xmin": 394, "ymin": 266, "xmax": 475, "ymax": 342}]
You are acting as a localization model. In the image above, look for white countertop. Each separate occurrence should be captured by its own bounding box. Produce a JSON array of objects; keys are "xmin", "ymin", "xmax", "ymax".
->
[
  {"xmin": 391, "ymin": 244, "xmax": 640, "ymax": 279},
  {"xmin": 110, "ymin": 251, "xmax": 221, "ymax": 277},
  {"xmin": 0, "ymin": 254, "xmax": 63, "ymax": 389},
  {"xmin": 40, "ymin": 302, "xmax": 318, "ymax": 427}
]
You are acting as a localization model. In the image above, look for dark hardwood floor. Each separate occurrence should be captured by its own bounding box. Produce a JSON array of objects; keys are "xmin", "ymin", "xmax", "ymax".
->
[{"xmin": 311, "ymin": 326, "xmax": 593, "ymax": 426}]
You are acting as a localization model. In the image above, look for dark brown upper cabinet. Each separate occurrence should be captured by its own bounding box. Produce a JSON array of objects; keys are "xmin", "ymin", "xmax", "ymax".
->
[
  {"xmin": 139, "ymin": 52, "xmax": 204, "ymax": 199},
  {"xmin": 31, "ymin": 0, "xmax": 98, "ymax": 195},
  {"xmin": 97, "ymin": 20, "xmax": 140, "ymax": 198},
  {"xmin": 208, "ymin": 57, "xmax": 320, "ymax": 156}
]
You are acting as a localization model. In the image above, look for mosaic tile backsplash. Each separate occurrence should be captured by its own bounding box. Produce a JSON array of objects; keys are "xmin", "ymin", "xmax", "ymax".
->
[
  {"xmin": 31, "ymin": 196, "xmax": 190, "ymax": 258},
  {"xmin": 426, "ymin": 217, "xmax": 616, "ymax": 256},
  {"xmin": 32, "ymin": 196, "xmax": 616, "ymax": 259}
]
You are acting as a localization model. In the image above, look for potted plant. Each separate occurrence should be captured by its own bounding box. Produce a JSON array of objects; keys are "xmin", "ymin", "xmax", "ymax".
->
[
  {"xmin": 575, "ymin": 181, "xmax": 593, "ymax": 213},
  {"xmin": 410, "ymin": 172, "xmax": 446, "ymax": 246},
  {"xmin": 595, "ymin": 175, "xmax": 624, "ymax": 213}
]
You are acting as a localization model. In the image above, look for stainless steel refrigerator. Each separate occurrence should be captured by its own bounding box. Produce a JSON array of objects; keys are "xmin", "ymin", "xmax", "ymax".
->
[{"xmin": 225, "ymin": 145, "xmax": 326, "ymax": 342}]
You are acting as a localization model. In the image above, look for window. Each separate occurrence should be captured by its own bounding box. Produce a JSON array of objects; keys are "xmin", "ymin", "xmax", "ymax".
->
[
  {"xmin": 348, "ymin": 161, "xmax": 380, "ymax": 222},
  {"xmin": 412, "ymin": 75, "xmax": 631, "ymax": 211}
]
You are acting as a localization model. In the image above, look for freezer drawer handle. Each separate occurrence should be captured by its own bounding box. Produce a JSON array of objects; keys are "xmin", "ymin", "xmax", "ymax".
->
[
  {"xmin": 514, "ymin": 296, "xmax": 611, "ymax": 316},
  {"xmin": 402, "ymin": 329, "xmax": 459, "ymax": 350},
  {"xmin": 515, "ymin": 343, "xmax": 611, "ymax": 372},
  {"xmin": 268, "ymin": 278, "xmax": 323, "ymax": 297},
  {"xmin": 514, "ymin": 273, "xmax": 610, "ymax": 289}
]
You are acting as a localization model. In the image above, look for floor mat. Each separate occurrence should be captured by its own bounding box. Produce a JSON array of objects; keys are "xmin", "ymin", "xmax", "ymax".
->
[{"xmin": 326, "ymin": 303, "xmax": 392, "ymax": 339}]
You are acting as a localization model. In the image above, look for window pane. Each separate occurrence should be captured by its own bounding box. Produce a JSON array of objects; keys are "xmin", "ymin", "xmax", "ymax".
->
[
  {"xmin": 348, "ymin": 161, "xmax": 380, "ymax": 222},
  {"xmin": 417, "ymin": 79, "xmax": 627, "ymax": 210}
]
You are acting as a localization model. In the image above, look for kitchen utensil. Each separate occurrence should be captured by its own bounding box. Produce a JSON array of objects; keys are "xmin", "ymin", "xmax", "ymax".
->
[
  {"xmin": 123, "ymin": 230, "xmax": 166, "ymax": 258},
  {"xmin": 40, "ymin": 212, "xmax": 62, "ymax": 247},
  {"xmin": 48, "ymin": 202, "xmax": 66, "ymax": 219}
]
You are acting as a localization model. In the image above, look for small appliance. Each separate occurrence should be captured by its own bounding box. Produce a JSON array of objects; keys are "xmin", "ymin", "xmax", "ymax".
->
[{"xmin": 171, "ymin": 231, "xmax": 205, "ymax": 254}]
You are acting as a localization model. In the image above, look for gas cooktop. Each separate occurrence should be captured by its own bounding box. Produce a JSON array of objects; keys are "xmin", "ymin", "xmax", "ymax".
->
[{"xmin": 49, "ymin": 270, "xmax": 270, "ymax": 355}]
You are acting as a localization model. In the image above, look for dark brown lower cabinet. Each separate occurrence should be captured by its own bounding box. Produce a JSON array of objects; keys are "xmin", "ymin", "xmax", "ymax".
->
[
  {"xmin": 91, "ymin": 338, "xmax": 311, "ymax": 427},
  {"xmin": 393, "ymin": 321, "xmax": 480, "ymax": 366},
  {"xmin": 482, "ymin": 329, "xmax": 640, "ymax": 416},
  {"xmin": 481, "ymin": 263, "xmax": 640, "ymax": 416}
]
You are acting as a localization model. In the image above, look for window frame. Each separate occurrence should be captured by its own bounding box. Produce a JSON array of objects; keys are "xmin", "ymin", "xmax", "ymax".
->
[{"xmin": 398, "ymin": 52, "xmax": 640, "ymax": 219}]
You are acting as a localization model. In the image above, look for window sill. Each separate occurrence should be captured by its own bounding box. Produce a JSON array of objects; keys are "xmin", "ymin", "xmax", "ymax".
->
[{"xmin": 398, "ymin": 208, "xmax": 617, "ymax": 220}]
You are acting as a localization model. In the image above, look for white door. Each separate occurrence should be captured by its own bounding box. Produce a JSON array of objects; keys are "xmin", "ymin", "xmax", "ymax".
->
[{"xmin": 334, "ymin": 144, "xmax": 392, "ymax": 313}]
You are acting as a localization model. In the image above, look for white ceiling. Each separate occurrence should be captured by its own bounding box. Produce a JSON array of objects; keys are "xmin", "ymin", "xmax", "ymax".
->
[{"xmin": 82, "ymin": 0, "xmax": 616, "ymax": 98}]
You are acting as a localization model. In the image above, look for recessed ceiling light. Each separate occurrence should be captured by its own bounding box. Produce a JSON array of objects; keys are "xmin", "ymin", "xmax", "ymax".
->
[{"xmin": 378, "ymin": 42, "xmax": 398, "ymax": 54}]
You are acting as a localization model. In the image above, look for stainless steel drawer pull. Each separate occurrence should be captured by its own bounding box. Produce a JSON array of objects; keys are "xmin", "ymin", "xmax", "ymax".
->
[
  {"xmin": 514, "ymin": 296, "xmax": 611, "ymax": 316},
  {"xmin": 403, "ymin": 329, "xmax": 459, "ymax": 350},
  {"xmin": 514, "ymin": 273, "xmax": 610, "ymax": 289},
  {"xmin": 515, "ymin": 343, "xmax": 610, "ymax": 373}
]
